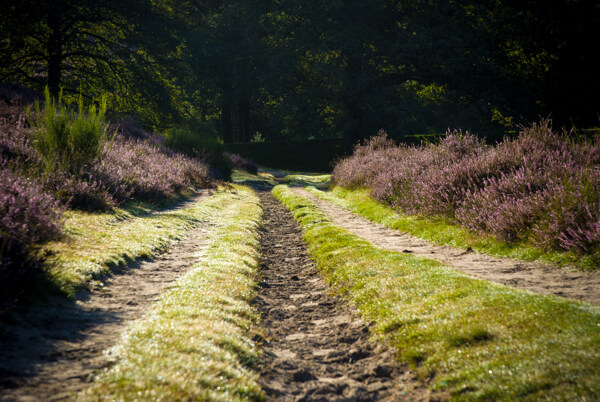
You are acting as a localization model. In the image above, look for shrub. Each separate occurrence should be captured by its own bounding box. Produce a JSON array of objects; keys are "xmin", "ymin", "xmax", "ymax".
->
[
  {"xmin": 164, "ymin": 126, "xmax": 231, "ymax": 179},
  {"xmin": 31, "ymin": 88, "xmax": 112, "ymax": 174},
  {"xmin": 333, "ymin": 121, "xmax": 600, "ymax": 257},
  {"xmin": 91, "ymin": 136, "xmax": 210, "ymax": 202},
  {"xmin": 0, "ymin": 167, "xmax": 64, "ymax": 309},
  {"xmin": 226, "ymin": 152, "xmax": 258, "ymax": 175}
]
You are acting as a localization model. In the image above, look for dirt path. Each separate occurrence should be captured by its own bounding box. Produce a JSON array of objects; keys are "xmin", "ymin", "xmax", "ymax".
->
[
  {"xmin": 256, "ymin": 191, "xmax": 438, "ymax": 401},
  {"xmin": 293, "ymin": 187, "xmax": 600, "ymax": 306},
  {"xmin": 0, "ymin": 194, "xmax": 210, "ymax": 401}
]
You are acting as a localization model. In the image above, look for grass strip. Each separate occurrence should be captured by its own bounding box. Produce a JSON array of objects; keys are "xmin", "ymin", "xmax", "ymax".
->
[
  {"xmin": 80, "ymin": 185, "xmax": 264, "ymax": 401},
  {"xmin": 306, "ymin": 186, "xmax": 592, "ymax": 269},
  {"xmin": 282, "ymin": 174, "xmax": 332, "ymax": 190},
  {"xmin": 231, "ymin": 170, "xmax": 278, "ymax": 188},
  {"xmin": 43, "ymin": 192, "xmax": 213, "ymax": 297},
  {"xmin": 274, "ymin": 184, "xmax": 600, "ymax": 400}
]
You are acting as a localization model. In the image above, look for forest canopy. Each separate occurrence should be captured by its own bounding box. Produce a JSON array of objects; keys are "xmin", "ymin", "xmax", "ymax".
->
[{"xmin": 1, "ymin": 0, "xmax": 598, "ymax": 142}]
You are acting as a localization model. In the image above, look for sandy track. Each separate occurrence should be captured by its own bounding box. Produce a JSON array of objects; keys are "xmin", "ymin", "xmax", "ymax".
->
[
  {"xmin": 256, "ymin": 191, "xmax": 438, "ymax": 401},
  {"xmin": 293, "ymin": 187, "xmax": 600, "ymax": 306},
  {"xmin": 0, "ymin": 194, "xmax": 210, "ymax": 401}
]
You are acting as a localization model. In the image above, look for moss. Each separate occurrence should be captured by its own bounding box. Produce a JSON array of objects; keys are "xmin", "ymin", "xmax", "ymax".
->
[{"xmin": 43, "ymin": 193, "xmax": 214, "ymax": 297}]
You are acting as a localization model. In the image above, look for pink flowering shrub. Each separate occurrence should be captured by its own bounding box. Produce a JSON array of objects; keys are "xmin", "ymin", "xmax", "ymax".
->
[
  {"xmin": 0, "ymin": 166, "xmax": 64, "ymax": 309},
  {"xmin": 226, "ymin": 152, "xmax": 258, "ymax": 175},
  {"xmin": 333, "ymin": 121, "xmax": 600, "ymax": 256},
  {"xmin": 92, "ymin": 136, "xmax": 210, "ymax": 202}
]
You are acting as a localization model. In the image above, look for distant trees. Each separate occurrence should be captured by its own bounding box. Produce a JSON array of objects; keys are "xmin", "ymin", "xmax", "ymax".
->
[{"xmin": 1, "ymin": 0, "xmax": 598, "ymax": 140}]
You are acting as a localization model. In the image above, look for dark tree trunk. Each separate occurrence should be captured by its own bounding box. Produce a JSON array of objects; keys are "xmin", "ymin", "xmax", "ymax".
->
[
  {"xmin": 221, "ymin": 80, "xmax": 233, "ymax": 143},
  {"xmin": 222, "ymin": 100, "xmax": 233, "ymax": 143},
  {"xmin": 238, "ymin": 98, "xmax": 250, "ymax": 142},
  {"xmin": 46, "ymin": 10, "xmax": 62, "ymax": 100}
]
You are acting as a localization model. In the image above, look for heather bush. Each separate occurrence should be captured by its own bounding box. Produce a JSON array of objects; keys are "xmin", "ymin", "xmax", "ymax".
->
[
  {"xmin": 31, "ymin": 88, "xmax": 112, "ymax": 175},
  {"xmin": 91, "ymin": 136, "xmax": 209, "ymax": 202},
  {"xmin": 333, "ymin": 121, "xmax": 600, "ymax": 257},
  {"xmin": 0, "ymin": 113, "xmax": 38, "ymax": 167},
  {"xmin": 226, "ymin": 152, "xmax": 258, "ymax": 175},
  {"xmin": 164, "ymin": 126, "xmax": 231, "ymax": 179},
  {"xmin": 0, "ymin": 167, "xmax": 64, "ymax": 309}
]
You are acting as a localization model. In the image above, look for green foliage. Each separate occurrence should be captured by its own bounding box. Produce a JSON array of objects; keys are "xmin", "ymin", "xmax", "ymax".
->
[
  {"xmin": 164, "ymin": 126, "xmax": 231, "ymax": 180},
  {"xmin": 251, "ymin": 131, "xmax": 265, "ymax": 143},
  {"xmin": 3, "ymin": 1, "xmax": 597, "ymax": 142},
  {"xmin": 224, "ymin": 139, "xmax": 353, "ymax": 172},
  {"xmin": 31, "ymin": 88, "xmax": 112, "ymax": 174}
]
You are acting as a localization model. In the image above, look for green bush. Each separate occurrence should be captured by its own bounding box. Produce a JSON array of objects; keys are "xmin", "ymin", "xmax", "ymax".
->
[
  {"xmin": 164, "ymin": 126, "xmax": 231, "ymax": 180},
  {"xmin": 31, "ymin": 88, "xmax": 112, "ymax": 174}
]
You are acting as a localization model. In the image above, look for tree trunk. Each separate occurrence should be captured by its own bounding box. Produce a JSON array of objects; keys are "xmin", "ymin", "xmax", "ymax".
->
[
  {"xmin": 238, "ymin": 98, "xmax": 250, "ymax": 142},
  {"xmin": 221, "ymin": 100, "xmax": 233, "ymax": 143},
  {"xmin": 47, "ymin": 10, "xmax": 62, "ymax": 100},
  {"xmin": 221, "ymin": 80, "xmax": 233, "ymax": 143}
]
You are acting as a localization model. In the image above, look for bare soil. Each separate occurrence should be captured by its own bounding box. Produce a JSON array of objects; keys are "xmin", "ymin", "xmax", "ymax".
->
[
  {"xmin": 256, "ymin": 191, "xmax": 440, "ymax": 401},
  {"xmin": 0, "ymin": 193, "xmax": 210, "ymax": 401},
  {"xmin": 293, "ymin": 187, "xmax": 600, "ymax": 306}
]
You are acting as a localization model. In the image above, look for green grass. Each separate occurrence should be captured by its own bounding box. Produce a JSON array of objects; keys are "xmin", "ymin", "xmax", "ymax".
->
[
  {"xmin": 306, "ymin": 186, "xmax": 595, "ymax": 269},
  {"xmin": 282, "ymin": 174, "xmax": 332, "ymax": 190},
  {"xmin": 231, "ymin": 170, "xmax": 278, "ymax": 188},
  {"xmin": 43, "ymin": 191, "xmax": 214, "ymax": 297},
  {"xmin": 273, "ymin": 184, "xmax": 600, "ymax": 400},
  {"xmin": 80, "ymin": 185, "xmax": 264, "ymax": 401}
]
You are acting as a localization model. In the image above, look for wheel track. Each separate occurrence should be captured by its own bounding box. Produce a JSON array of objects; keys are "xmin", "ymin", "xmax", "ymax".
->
[{"xmin": 256, "ymin": 190, "xmax": 434, "ymax": 401}]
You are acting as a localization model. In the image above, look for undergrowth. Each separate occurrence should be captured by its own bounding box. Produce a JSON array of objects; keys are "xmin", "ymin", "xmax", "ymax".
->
[{"xmin": 274, "ymin": 184, "xmax": 600, "ymax": 400}]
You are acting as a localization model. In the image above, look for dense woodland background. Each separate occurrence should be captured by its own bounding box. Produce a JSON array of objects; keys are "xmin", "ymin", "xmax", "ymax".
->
[{"xmin": 1, "ymin": 0, "xmax": 599, "ymax": 143}]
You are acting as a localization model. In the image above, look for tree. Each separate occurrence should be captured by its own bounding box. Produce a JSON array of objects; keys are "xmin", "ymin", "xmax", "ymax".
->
[{"xmin": 0, "ymin": 0, "xmax": 184, "ymax": 127}]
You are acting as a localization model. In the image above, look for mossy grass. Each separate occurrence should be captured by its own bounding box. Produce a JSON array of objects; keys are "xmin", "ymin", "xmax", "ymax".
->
[
  {"xmin": 282, "ymin": 174, "xmax": 332, "ymax": 190},
  {"xmin": 80, "ymin": 185, "xmax": 264, "ymax": 401},
  {"xmin": 231, "ymin": 169, "xmax": 278, "ymax": 188},
  {"xmin": 306, "ymin": 186, "xmax": 595, "ymax": 269},
  {"xmin": 42, "ymin": 190, "xmax": 213, "ymax": 297},
  {"xmin": 273, "ymin": 184, "xmax": 600, "ymax": 400},
  {"xmin": 231, "ymin": 168, "xmax": 332, "ymax": 190}
]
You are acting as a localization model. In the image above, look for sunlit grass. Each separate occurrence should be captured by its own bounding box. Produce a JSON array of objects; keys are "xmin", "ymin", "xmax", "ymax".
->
[
  {"xmin": 274, "ymin": 184, "xmax": 600, "ymax": 400},
  {"xmin": 231, "ymin": 169, "xmax": 278, "ymax": 188},
  {"xmin": 282, "ymin": 174, "xmax": 332, "ymax": 190},
  {"xmin": 42, "ymin": 192, "xmax": 214, "ymax": 297},
  {"xmin": 80, "ymin": 185, "xmax": 264, "ymax": 401},
  {"xmin": 306, "ymin": 186, "xmax": 594, "ymax": 269}
]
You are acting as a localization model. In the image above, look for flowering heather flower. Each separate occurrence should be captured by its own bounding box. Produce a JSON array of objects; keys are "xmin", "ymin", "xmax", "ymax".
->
[
  {"xmin": 92, "ymin": 136, "xmax": 209, "ymax": 202},
  {"xmin": 226, "ymin": 152, "xmax": 258, "ymax": 175},
  {"xmin": 0, "ymin": 166, "xmax": 64, "ymax": 308},
  {"xmin": 333, "ymin": 121, "xmax": 600, "ymax": 256},
  {"xmin": 0, "ymin": 167, "xmax": 64, "ymax": 246}
]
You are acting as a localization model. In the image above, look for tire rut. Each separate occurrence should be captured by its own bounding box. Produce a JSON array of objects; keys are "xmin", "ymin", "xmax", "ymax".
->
[
  {"xmin": 256, "ymin": 191, "xmax": 434, "ymax": 401},
  {"xmin": 293, "ymin": 187, "xmax": 600, "ymax": 306},
  {"xmin": 0, "ymin": 193, "xmax": 211, "ymax": 401}
]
